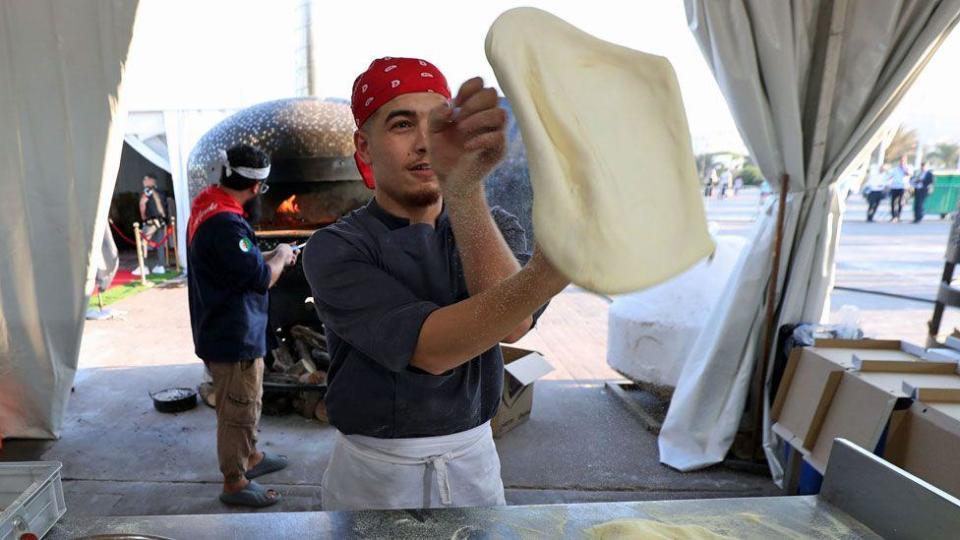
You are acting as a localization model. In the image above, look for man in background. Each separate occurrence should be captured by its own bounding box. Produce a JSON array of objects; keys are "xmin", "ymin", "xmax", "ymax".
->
[
  {"xmin": 912, "ymin": 162, "xmax": 935, "ymax": 223},
  {"xmin": 886, "ymin": 156, "xmax": 911, "ymax": 222},
  {"xmin": 135, "ymin": 174, "xmax": 168, "ymax": 275}
]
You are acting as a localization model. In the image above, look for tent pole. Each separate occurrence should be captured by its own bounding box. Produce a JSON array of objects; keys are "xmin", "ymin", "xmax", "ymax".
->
[
  {"xmin": 752, "ymin": 173, "xmax": 790, "ymax": 458},
  {"xmin": 172, "ymin": 216, "xmax": 181, "ymax": 274},
  {"xmin": 750, "ymin": 0, "xmax": 847, "ymax": 460}
]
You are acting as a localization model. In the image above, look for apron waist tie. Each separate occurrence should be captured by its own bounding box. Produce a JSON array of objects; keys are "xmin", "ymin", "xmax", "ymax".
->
[{"xmin": 429, "ymin": 453, "xmax": 453, "ymax": 505}]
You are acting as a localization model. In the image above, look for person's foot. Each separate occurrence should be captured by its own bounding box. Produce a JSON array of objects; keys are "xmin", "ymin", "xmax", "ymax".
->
[
  {"xmin": 221, "ymin": 478, "xmax": 280, "ymax": 508},
  {"xmin": 151, "ymin": 265, "xmax": 166, "ymax": 274},
  {"xmin": 224, "ymin": 476, "xmax": 250, "ymax": 495},
  {"xmin": 245, "ymin": 451, "xmax": 289, "ymax": 479},
  {"xmin": 131, "ymin": 266, "xmax": 150, "ymax": 276}
]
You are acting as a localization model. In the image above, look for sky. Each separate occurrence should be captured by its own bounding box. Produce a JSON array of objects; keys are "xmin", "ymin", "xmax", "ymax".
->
[{"xmin": 123, "ymin": 0, "xmax": 960, "ymax": 154}]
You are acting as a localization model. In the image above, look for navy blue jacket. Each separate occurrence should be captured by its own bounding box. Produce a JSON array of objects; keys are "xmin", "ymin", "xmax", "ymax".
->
[
  {"xmin": 188, "ymin": 213, "xmax": 271, "ymax": 362},
  {"xmin": 303, "ymin": 199, "xmax": 541, "ymax": 438}
]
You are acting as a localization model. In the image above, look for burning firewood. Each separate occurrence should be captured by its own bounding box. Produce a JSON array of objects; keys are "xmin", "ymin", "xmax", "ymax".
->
[{"xmin": 298, "ymin": 370, "xmax": 327, "ymax": 386}]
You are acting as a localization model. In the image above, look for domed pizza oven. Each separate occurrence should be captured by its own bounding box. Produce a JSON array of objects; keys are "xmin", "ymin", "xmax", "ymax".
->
[{"xmin": 188, "ymin": 98, "xmax": 371, "ymax": 401}]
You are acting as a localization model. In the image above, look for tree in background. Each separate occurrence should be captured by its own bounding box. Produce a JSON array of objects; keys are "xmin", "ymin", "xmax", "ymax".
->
[
  {"xmin": 736, "ymin": 164, "xmax": 764, "ymax": 186},
  {"xmin": 695, "ymin": 152, "xmax": 749, "ymax": 182},
  {"xmin": 695, "ymin": 152, "xmax": 723, "ymax": 180},
  {"xmin": 884, "ymin": 126, "xmax": 919, "ymax": 164},
  {"xmin": 926, "ymin": 142, "xmax": 960, "ymax": 169}
]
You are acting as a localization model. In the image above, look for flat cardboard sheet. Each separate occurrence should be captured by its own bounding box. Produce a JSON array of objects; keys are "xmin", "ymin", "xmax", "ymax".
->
[
  {"xmin": 859, "ymin": 372, "xmax": 960, "ymax": 396},
  {"xmin": 504, "ymin": 352, "xmax": 553, "ymax": 386},
  {"xmin": 772, "ymin": 349, "xmax": 845, "ymax": 449},
  {"xmin": 810, "ymin": 372, "xmax": 898, "ymax": 474},
  {"xmin": 885, "ymin": 401, "xmax": 960, "ymax": 498}
]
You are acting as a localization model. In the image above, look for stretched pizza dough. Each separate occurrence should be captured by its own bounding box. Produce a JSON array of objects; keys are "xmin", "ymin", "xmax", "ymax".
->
[
  {"xmin": 588, "ymin": 519, "xmax": 732, "ymax": 540},
  {"xmin": 485, "ymin": 8, "xmax": 714, "ymax": 294}
]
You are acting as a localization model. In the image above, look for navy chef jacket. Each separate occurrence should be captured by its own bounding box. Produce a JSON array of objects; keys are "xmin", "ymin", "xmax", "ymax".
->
[
  {"xmin": 188, "ymin": 213, "xmax": 272, "ymax": 362},
  {"xmin": 303, "ymin": 199, "xmax": 541, "ymax": 438}
]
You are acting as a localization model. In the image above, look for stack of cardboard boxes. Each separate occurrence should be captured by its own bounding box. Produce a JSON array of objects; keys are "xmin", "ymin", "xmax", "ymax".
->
[{"xmin": 772, "ymin": 339, "xmax": 960, "ymax": 497}]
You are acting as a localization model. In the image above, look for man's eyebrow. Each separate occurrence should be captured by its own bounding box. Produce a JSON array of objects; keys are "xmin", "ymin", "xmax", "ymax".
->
[{"xmin": 383, "ymin": 109, "xmax": 415, "ymax": 125}]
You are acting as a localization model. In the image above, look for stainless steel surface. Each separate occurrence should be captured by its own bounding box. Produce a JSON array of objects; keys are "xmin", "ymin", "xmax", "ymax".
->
[
  {"xmin": 48, "ymin": 496, "xmax": 879, "ymax": 539},
  {"xmin": 77, "ymin": 535, "xmax": 174, "ymax": 540},
  {"xmin": 821, "ymin": 438, "xmax": 960, "ymax": 540}
]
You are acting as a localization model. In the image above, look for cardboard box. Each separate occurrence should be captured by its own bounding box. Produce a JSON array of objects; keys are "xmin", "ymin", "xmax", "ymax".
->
[
  {"xmin": 772, "ymin": 339, "xmax": 924, "ymax": 471},
  {"xmin": 811, "ymin": 338, "xmax": 924, "ymax": 367},
  {"xmin": 774, "ymin": 338, "xmax": 960, "ymax": 487},
  {"xmin": 772, "ymin": 339, "xmax": 923, "ymax": 451},
  {"xmin": 491, "ymin": 346, "xmax": 553, "ymax": 438},
  {"xmin": 884, "ymin": 401, "xmax": 960, "ymax": 498}
]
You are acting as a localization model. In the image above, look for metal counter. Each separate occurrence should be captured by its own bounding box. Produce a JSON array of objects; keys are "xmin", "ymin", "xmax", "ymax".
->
[
  {"xmin": 48, "ymin": 495, "xmax": 877, "ymax": 539},
  {"xmin": 47, "ymin": 440, "xmax": 960, "ymax": 539}
]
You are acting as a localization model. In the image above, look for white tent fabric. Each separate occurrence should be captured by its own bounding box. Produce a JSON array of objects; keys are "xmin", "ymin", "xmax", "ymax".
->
[
  {"xmin": 121, "ymin": 109, "xmax": 233, "ymax": 269},
  {"xmin": 124, "ymin": 133, "xmax": 170, "ymax": 172},
  {"xmin": 0, "ymin": 1, "xmax": 139, "ymax": 438},
  {"xmin": 163, "ymin": 109, "xmax": 233, "ymax": 268},
  {"xmin": 660, "ymin": 0, "xmax": 960, "ymax": 473}
]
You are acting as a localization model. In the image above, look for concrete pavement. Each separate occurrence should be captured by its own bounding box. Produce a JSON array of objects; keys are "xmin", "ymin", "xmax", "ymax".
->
[{"xmin": 706, "ymin": 187, "xmax": 959, "ymax": 344}]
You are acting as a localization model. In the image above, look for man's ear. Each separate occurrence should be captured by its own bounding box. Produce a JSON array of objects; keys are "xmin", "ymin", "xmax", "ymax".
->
[{"xmin": 355, "ymin": 129, "xmax": 372, "ymax": 165}]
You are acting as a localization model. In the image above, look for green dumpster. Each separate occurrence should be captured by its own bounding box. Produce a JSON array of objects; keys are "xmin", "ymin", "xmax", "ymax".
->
[{"xmin": 924, "ymin": 172, "xmax": 960, "ymax": 218}]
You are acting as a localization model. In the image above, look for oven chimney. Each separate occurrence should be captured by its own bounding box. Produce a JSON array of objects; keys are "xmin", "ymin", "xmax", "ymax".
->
[{"xmin": 294, "ymin": 0, "xmax": 316, "ymax": 97}]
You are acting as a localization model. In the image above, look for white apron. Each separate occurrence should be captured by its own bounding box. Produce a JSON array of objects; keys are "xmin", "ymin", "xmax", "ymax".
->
[{"xmin": 321, "ymin": 421, "xmax": 506, "ymax": 511}]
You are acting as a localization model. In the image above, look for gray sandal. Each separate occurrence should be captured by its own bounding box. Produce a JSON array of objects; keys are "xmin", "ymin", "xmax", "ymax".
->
[
  {"xmin": 219, "ymin": 480, "xmax": 281, "ymax": 508},
  {"xmin": 245, "ymin": 452, "xmax": 289, "ymax": 479}
]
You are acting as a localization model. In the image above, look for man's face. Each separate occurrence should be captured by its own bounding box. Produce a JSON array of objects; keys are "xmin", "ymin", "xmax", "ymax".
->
[
  {"xmin": 143, "ymin": 178, "xmax": 156, "ymax": 191},
  {"xmin": 355, "ymin": 92, "xmax": 447, "ymax": 208}
]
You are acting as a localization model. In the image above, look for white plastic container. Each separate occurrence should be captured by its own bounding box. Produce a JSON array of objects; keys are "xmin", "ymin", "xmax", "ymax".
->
[
  {"xmin": 0, "ymin": 461, "xmax": 66, "ymax": 540},
  {"xmin": 607, "ymin": 235, "xmax": 747, "ymax": 394}
]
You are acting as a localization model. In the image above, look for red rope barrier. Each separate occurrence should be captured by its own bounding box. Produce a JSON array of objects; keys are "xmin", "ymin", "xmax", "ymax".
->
[
  {"xmin": 109, "ymin": 219, "xmax": 139, "ymax": 246},
  {"xmin": 109, "ymin": 219, "xmax": 172, "ymax": 248},
  {"xmin": 145, "ymin": 224, "xmax": 173, "ymax": 248}
]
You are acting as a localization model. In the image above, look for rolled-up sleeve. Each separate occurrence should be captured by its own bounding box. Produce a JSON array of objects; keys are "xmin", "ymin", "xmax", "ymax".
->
[{"xmin": 303, "ymin": 230, "xmax": 439, "ymax": 372}]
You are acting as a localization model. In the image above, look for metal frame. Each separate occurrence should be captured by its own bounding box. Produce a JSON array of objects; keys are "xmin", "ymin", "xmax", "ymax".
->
[{"xmin": 821, "ymin": 438, "xmax": 960, "ymax": 540}]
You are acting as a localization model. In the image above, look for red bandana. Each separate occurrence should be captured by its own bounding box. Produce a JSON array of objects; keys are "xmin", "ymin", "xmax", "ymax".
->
[
  {"xmin": 351, "ymin": 57, "xmax": 452, "ymax": 189},
  {"xmin": 187, "ymin": 185, "xmax": 245, "ymax": 244}
]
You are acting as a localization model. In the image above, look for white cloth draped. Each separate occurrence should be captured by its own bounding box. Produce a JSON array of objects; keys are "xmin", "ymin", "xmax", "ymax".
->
[{"xmin": 0, "ymin": 0, "xmax": 139, "ymax": 438}]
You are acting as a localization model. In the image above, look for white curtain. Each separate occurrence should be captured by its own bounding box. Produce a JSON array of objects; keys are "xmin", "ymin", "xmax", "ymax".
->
[
  {"xmin": 0, "ymin": 1, "xmax": 139, "ymax": 438},
  {"xmin": 163, "ymin": 109, "xmax": 233, "ymax": 269},
  {"xmin": 660, "ymin": 0, "xmax": 960, "ymax": 473}
]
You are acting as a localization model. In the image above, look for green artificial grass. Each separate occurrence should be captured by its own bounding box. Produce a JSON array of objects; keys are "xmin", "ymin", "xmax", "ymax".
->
[{"xmin": 88, "ymin": 271, "xmax": 182, "ymax": 309}]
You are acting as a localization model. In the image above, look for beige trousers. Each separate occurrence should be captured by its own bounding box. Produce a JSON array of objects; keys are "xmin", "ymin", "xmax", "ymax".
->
[{"xmin": 205, "ymin": 358, "xmax": 263, "ymax": 483}]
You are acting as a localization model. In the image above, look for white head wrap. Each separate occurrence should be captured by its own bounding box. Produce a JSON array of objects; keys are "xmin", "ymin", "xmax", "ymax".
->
[{"xmin": 219, "ymin": 148, "xmax": 271, "ymax": 180}]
